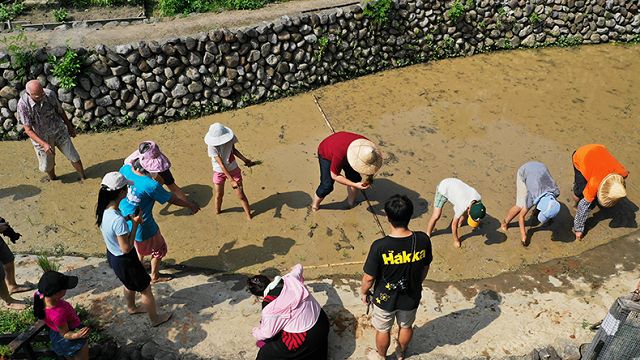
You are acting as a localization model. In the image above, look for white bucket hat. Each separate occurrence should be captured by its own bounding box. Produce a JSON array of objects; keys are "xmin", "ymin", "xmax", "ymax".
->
[
  {"xmin": 598, "ymin": 173, "xmax": 626, "ymax": 208},
  {"xmin": 346, "ymin": 138, "xmax": 383, "ymax": 175},
  {"xmin": 101, "ymin": 172, "xmax": 132, "ymax": 191},
  {"xmin": 204, "ymin": 123, "xmax": 234, "ymax": 146}
]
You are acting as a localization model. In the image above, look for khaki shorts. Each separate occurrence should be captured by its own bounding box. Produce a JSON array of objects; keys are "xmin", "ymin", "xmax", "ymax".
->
[
  {"xmin": 370, "ymin": 305, "xmax": 417, "ymax": 332},
  {"xmin": 33, "ymin": 130, "xmax": 81, "ymax": 173},
  {"xmin": 515, "ymin": 172, "xmax": 527, "ymax": 208}
]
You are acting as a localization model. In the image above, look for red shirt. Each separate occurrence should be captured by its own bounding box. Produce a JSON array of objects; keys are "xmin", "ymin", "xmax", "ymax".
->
[
  {"xmin": 317, "ymin": 132, "xmax": 366, "ymax": 175},
  {"xmin": 572, "ymin": 144, "xmax": 628, "ymax": 203}
]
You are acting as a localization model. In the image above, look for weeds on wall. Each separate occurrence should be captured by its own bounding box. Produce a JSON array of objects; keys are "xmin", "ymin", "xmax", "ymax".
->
[
  {"xmin": 53, "ymin": 8, "xmax": 70, "ymax": 22},
  {"xmin": 363, "ymin": 0, "xmax": 393, "ymax": 25},
  {"xmin": 447, "ymin": 0, "xmax": 465, "ymax": 22},
  {"xmin": 49, "ymin": 48, "xmax": 83, "ymax": 90},
  {"xmin": 555, "ymin": 35, "xmax": 583, "ymax": 47},
  {"xmin": 0, "ymin": 1, "xmax": 25, "ymax": 22},
  {"xmin": 0, "ymin": 32, "xmax": 37, "ymax": 83},
  {"xmin": 315, "ymin": 36, "xmax": 329, "ymax": 62}
]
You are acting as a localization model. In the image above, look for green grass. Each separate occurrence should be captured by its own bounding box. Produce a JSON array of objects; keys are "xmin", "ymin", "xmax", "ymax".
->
[{"xmin": 37, "ymin": 255, "xmax": 61, "ymax": 273}]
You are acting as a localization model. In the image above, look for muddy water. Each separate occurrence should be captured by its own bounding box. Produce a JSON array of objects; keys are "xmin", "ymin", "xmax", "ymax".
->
[{"xmin": 1, "ymin": 44, "xmax": 639, "ymax": 282}]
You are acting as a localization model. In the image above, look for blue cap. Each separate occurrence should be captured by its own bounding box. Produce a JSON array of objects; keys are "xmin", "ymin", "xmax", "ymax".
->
[{"xmin": 536, "ymin": 193, "xmax": 560, "ymax": 224}]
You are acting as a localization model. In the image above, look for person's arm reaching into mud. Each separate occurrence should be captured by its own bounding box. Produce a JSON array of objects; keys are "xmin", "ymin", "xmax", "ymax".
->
[
  {"xmin": 331, "ymin": 172, "xmax": 369, "ymax": 190},
  {"xmin": 232, "ymin": 146, "xmax": 254, "ymax": 167},
  {"xmin": 573, "ymin": 198, "xmax": 590, "ymax": 240},
  {"xmin": 518, "ymin": 207, "xmax": 530, "ymax": 243}
]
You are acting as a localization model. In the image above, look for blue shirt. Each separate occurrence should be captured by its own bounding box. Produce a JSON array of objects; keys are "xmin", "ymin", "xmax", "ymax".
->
[
  {"xmin": 100, "ymin": 208, "xmax": 129, "ymax": 256},
  {"xmin": 118, "ymin": 164, "xmax": 172, "ymax": 241}
]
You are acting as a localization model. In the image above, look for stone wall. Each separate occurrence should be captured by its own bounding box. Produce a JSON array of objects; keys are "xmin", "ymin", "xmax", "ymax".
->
[{"xmin": 0, "ymin": 0, "xmax": 638, "ymax": 139}]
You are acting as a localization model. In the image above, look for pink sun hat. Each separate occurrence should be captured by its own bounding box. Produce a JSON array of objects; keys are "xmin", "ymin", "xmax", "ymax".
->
[{"xmin": 124, "ymin": 141, "xmax": 171, "ymax": 173}]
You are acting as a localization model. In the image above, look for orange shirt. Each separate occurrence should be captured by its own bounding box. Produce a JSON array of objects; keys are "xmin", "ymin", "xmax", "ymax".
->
[{"xmin": 572, "ymin": 144, "xmax": 628, "ymax": 202}]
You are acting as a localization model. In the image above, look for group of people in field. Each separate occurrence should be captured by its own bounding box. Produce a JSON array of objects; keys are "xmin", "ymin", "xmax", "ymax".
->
[{"xmin": 0, "ymin": 79, "xmax": 633, "ymax": 360}]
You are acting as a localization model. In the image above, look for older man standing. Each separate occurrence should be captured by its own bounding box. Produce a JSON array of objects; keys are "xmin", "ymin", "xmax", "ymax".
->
[{"xmin": 17, "ymin": 80, "xmax": 86, "ymax": 181}]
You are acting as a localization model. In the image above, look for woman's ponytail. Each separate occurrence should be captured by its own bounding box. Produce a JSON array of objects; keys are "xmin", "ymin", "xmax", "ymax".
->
[
  {"xmin": 96, "ymin": 186, "xmax": 122, "ymax": 227},
  {"xmin": 33, "ymin": 292, "xmax": 45, "ymax": 320}
]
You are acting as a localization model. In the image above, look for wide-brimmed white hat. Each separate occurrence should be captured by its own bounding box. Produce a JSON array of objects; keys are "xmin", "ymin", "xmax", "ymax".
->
[
  {"xmin": 346, "ymin": 138, "xmax": 383, "ymax": 175},
  {"xmin": 597, "ymin": 173, "xmax": 626, "ymax": 208},
  {"xmin": 204, "ymin": 123, "xmax": 234, "ymax": 146}
]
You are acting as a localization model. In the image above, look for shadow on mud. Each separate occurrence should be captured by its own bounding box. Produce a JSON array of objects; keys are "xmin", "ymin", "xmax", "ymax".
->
[
  {"xmin": 182, "ymin": 236, "xmax": 295, "ymax": 272},
  {"xmin": 81, "ymin": 157, "xmax": 126, "ymax": 180},
  {"xmin": 251, "ymin": 191, "xmax": 312, "ymax": 218},
  {"xmin": 0, "ymin": 184, "xmax": 41, "ymax": 200},
  {"xmin": 411, "ymin": 290, "xmax": 502, "ymax": 356},
  {"xmin": 361, "ymin": 178, "xmax": 429, "ymax": 218},
  {"xmin": 586, "ymin": 197, "xmax": 638, "ymax": 234},
  {"xmin": 308, "ymin": 282, "xmax": 357, "ymax": 359},
  {"xmin": 160, "ymin": 184, "xmax": 214, "ymax": 216},
  {"xmin": 526, "ymin": 202, "xmax": 575, "ymax": 243}
]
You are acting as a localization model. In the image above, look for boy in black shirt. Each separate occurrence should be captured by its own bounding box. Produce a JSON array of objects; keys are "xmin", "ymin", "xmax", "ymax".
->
[{"xmin": 361, "ymin": 195, "xmax": 433, "ymax": 360}]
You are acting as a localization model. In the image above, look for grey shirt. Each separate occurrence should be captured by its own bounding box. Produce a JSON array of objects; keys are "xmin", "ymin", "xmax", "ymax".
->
[
  {"xmin": 17, "ymin": 89, "xmax": 66, "ymax": 137},
  {"xmin": 518, "ymin": 161, "xmax": 560, "ymax": 209}
]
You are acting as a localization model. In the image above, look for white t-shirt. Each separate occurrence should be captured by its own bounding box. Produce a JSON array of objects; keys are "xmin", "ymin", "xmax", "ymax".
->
[
  {"xmin": 207, "ymin": 136, "xmax": 239, "ymax": 173},
  {"xmin": 437, "ymin": 178, "xmax": 481, "ymax": 218}
]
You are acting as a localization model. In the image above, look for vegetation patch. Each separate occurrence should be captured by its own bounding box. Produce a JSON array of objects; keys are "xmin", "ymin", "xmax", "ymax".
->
[
  {"xmin": 363, "ymin": 0, "xmax": 393, "ymax": 25},
  {"xmin": 0, "ymin": 32, "xmax": 37, "ymax": 83},
  {"xmin": 49, "ymin": 48, "xmax": 83, "ymax": 91},
  {"xmin": 0, "ymin": 1, "xmax": 25, "ymax": 22},
  {"xmin": 556, "ymin": 35, "xmax": 583, "ymax": 47}
]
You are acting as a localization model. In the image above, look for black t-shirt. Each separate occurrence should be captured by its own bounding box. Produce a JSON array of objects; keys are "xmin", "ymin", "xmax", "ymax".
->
[{"xmin": 363, "ymin": 231, "xmax": 433, "ymax": 311}]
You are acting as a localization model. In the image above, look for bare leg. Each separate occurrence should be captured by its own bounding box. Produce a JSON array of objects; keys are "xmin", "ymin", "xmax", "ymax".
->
[
  {"xmin": 311, "ymin": 194, "xmax": 324, "ymax": 211},
  {"xmin": 426, "ymin": 207, "xmax": 443, "ymax": 237},
  {"xmin": 72, "ymin": 343, "xmax": 89, "ymax": 360},
  {"xmin": 214, "ymin": 183, "xmax": 224, "ymax": 214},
  {"xmin": 375, "ymin": 330, "xmax": 391, "ymax": 357},
  {"xmin": 46, "ymin": 168, "xmax": 58, "ymax": 181},
  {"xmin": 4, "ymin": 262, "xmax": 30, "ymax": 294},
  {"xmin": 140, "ymin": 285, "xmax": 172, "ymax": 326},
  {"xmin": 501, "ymin": 205, "xmax": 522, "ymax": 232},
  {"xmin": 71, "ymin": 160, "xmax": 86, "ymax": 180},
  {"xmin": 396, "ymin": 327, "xmax": 413, "ymax": 359},
  {"xmin": 124, "ymin": 287, "xmax": 145, "ymax": 314},
  {"xmin": 346, "ymin": 186, "xmax": 358, "ymax": 207},
  {"xmin": 150, "ymin": 258, "xmax": 170, "ymax": 283},
  {"xmin": 0, "ymin": 281, "xmax": 25, "ymax": 310},
  {"xmin": 234, "ymin": 186, "xmax": 252, "ymax": 220}
]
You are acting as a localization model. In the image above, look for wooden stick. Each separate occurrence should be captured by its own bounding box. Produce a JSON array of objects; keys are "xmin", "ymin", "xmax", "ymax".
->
[
  {"xmin": 312, "ymin": 94, "xmax": 386, "ymax": 237},
  {"xmin": 304, "ymin": 261, "xmax": 364, "ymax": 269},
  {"xmin": 313, "ymin": 94, "xmax": 336, "ymax": 134}
]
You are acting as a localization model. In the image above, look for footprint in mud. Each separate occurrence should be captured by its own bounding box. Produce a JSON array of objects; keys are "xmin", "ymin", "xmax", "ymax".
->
[
  {"xmin": 307, "ymin": 222, "xmax": 318, "ymax": 238},
  {"xmin": 334, "ymin": 228, "xmax": 355, "ymax": 251},
  {"xmin": 278, "ymin": 125, "xmax": 286, "ymax": 143}
]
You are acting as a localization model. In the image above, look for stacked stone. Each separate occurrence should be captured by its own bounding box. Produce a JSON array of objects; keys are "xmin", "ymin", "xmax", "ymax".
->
[{"xmin": 0, "ymin": 0, "xmax": 638, "ymax": 139}]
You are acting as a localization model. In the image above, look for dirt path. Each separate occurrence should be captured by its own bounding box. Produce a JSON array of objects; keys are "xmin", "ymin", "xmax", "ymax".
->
[
  {"xmin": 8, "ymin": 0, "xmax": 358, "ymax": 49},
  {"xmin": 8, "ymin": 230, "xmax": 640, "ymax": 359},
  {"xmin": 1, "ymin": 44, "xmax": 639, "ymax": 282}
]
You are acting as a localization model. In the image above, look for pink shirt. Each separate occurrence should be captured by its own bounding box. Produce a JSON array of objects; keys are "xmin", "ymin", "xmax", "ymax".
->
[
  {"xmin": 252, "ymin": 264, "xmax": 321, "ymax": 340},
  {"xmin": 44, "ymin": 299, "xmax": 81, "ymax": 332}
]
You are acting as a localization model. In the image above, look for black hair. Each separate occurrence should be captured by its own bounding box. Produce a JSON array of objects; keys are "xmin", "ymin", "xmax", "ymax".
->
[
  {"xmin": 138, "ymin": 142, "xmax": 152, "ymax": 154},
  {"xmin": 132, "ymin": 159, "xmax": 149, "ymax": 176},
  {"xmin": 384, "ymin": 194, "xmax": 414, "ymax": 228},
  {"xmin": 33, "ymin": 293, "xmax": 45, "ymax": 320},
  {"xmin": 247, "ymin": 275, "xmax": 271, "ymax": 296},
  {"xmin": 95, "ymin": 186, "xmax": 126, "ymax": 227}
]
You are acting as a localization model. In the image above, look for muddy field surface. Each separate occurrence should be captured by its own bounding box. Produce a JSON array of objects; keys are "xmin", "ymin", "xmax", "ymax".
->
[{"xmin": 1, "ymin": 44, "xmax": 639, "ymax": 282}]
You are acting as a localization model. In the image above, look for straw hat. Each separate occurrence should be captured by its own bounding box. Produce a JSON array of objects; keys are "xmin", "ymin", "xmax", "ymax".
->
[
  {"xmin": 346, "ymin": 139, "xmax": 383, "ymax": 175},
  {"xmin": 597, "ymin": 173, "xmax": 626, "ymax": 208},
  {"xmin": 204, "ymin": 123, "xmax": 234, "ymax": 146}
]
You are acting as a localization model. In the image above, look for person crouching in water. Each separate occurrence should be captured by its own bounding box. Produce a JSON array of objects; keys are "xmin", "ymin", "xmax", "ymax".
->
[
  {"xmin": 34, "ymin": 271, "xmax": 89, "ymax": 360},
  {"xmin": 500, "ymin": 161, "xmax": 561, "ymax": 246},
  {"xmin": 247, "ymin": 264, "xmax": 330, "ymax": 359},
  {"xmin": 311, "ymin": 132, "xmax": 383, "ymax": 211},
  {"xmin": 96, "ymin": 172, "xmax": 172, "ymax": 327},
  {"xmin": 205, "ymin": 123, "xmax": 255, "ymax": 220}
]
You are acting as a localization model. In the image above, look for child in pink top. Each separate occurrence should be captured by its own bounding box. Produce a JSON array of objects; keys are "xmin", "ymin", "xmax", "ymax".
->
[{"xmin": 34, "ymin": 271, "xmax": 90, "ymax": 359}]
